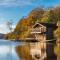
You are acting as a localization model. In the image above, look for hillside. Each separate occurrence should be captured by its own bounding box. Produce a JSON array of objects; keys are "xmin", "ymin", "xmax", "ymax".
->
[{"xmin": 5, "ymin": 6, "xmax": 60, "ymax": 40}]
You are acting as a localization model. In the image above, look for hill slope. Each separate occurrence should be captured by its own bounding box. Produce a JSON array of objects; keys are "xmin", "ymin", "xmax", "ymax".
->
[{"xmin": 5, "ymin": 7, "xmax": 60, "ymax": 40}]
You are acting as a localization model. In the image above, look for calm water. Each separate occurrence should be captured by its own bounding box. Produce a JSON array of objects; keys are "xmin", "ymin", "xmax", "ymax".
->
[{"xmin": 0, "ymin": 39, "xmax": 25, "ymax": 60}]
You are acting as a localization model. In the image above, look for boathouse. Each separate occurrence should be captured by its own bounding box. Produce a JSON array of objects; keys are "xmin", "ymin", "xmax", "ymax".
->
[{"xmin": 28, "ymin": 22, "xmax": 57, "ymax": 60}]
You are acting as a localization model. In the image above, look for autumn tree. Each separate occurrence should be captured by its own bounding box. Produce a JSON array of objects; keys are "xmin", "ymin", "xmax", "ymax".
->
[{"xmin": 41, "ymin": 9, "xmax": 57, "ymax": 23}]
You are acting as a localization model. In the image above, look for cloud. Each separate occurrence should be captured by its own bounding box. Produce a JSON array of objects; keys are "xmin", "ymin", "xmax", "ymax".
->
[
  {"xmin": 0, "ymin": 16, "xmax": 16, "ymax": 34},
  {"xmin": 0, "ymin": 24, "xmax": 15, "ymax": 34},
  {"xmin": 0, "ymin": 24, "xmax": 7, "ymax": 33},
  {"xmin": 0, "ymin": 0, "xmax": 35, "ymax": 7}
]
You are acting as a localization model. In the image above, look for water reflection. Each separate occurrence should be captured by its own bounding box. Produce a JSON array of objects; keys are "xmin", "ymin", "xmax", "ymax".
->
[
  {"xmin": 0, "ymin": 39, "xmax": 56, "ymax": 60},
  {"xmin": 0, "ymin": 39, "xmax": 24, "ymax": 60}
]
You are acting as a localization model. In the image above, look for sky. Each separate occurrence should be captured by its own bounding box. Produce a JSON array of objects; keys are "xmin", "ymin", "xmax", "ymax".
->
[{"xmin": 0, "ymin": 0, "xmax": 60, "ymax": 34}]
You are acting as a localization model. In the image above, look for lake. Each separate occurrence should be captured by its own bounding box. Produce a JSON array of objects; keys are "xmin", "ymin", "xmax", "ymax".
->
[{"xmin": 0, "ymin": 39, "xmax": 25, "ymax": 60}]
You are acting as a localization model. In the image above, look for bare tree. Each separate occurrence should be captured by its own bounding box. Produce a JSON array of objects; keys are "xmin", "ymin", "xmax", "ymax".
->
[{"xmin": 6, "ymin": 20, "xmax": 13, "ymax": 32}]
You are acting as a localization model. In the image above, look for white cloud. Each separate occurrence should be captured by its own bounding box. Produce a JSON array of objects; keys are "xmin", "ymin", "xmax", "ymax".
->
[
  {"xmin": 0, "ymin": 16, "xmax": 16, "ymax": 34},
  {"xmin": 0, "ymin": 0, "xmax": 34, "ymax": 7},
  {"xmin": 0, "ymin": 24, "xmax": 15, "ymax": 34},
  {"xmin": 0, "ymin": 24, "xmax": 7, "ymax": 34}
]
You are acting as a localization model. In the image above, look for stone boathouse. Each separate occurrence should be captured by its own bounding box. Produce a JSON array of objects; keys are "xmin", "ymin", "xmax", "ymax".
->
[{"xmin": 28, "ymin": 22, "xmax": 57, "ymax": 60}]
